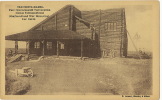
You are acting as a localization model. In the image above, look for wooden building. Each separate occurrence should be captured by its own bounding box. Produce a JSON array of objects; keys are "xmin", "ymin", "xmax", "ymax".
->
[{"xmin": 5, "ymin": 5, "xmax": 128, "ymax": 58}]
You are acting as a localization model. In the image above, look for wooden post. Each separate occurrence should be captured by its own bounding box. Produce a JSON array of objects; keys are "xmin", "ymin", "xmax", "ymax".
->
[
  {"xmin": 120, "ymin": 10, "xmax": 124, "ymax": 57},
  {"xmin": 122, "ymin": 9, "xmax": 127, "ymax": 57},
  {"xmin": 55, "ymin": 15, "xmax": 57, "ymax": 30},
  {"xmin": 26, "ymin": 41, "xmax": 30, "ymax": 60},
  {"xmin": 81, "ymin": 39, "xmax": 83, "ymax": 58},
  {"xmin": 98, "ymin": 9, "xmax": 101, "ymax": 42},
  {"xmin": 90, "ymin": 24, "xmax": 93, "ymax": 40},
  {"xmin": 69, "ymin": 6, "xmax": 73, "ymax": 30},
  {"xmin": 98, "ymin": 9, "xmax": 101, "ymax": 57},
  {"xmin": 57, "ymin": 41, "xmax": 59, "ymax": 57},
  {"xmin": 26, "ymin": 41, "xmax": 30, "ymax": 55},
  {"xmin": 42, "ymin": 40, "xmax": 45, "ymax": 56},
  {"xmin": 26, "ymin": 41, "xmax": 28, "ymax": 54},
  {"xmin": 15, "ymin": 41, "xmax": 18, "ymax": 54}
]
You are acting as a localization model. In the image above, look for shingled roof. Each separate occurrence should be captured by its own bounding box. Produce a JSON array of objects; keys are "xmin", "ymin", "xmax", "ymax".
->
[{"xmin": 5, "ymin": 30, "xmax": 88, "ymax": 41}]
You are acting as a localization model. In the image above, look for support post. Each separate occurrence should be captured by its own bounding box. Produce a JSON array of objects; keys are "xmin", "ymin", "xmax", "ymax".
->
[
  {"xmin": 89, "ymin": 41, "xmax": 91, "ymax": 57},
  {"xmin": 98, "ymin": 9, "xmax": 101, "ymax": 42},
  {"xmin": 57, "ymin": 41, "xmax": 59, "ymax": 57},
  {"xmin": 26, "ymin": 41, "xmax": 28, "ymax": 54},
  {"xmin": 81, "ymin": 39, "xmax": 83, "ymax": 58},
  {"xmin": 26, "ymin": 41, "xmax": 30, "ymax": 55},
  {"xmin": 15, "ymin": 41, "xmax": 18, "ymax": 54},
  {"xmin": 42, "ymin": 40, "xmax": 45, "ymax": 56},
  {"xmin": 26, "ymin": 41, "xmax": 30, "ymax": 60},
  {"xmin": 69, "ymin": 6, "xmax": 73, "ymax": 30}
]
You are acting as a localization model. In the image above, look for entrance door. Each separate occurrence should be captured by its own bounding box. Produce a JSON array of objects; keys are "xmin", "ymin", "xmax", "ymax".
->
[
  {"xmin": 46, "ymin": 41, "xmax": 53, "ymax": 55},
  {"xmin": 45, "ymin": 41, "xmax": 57, "ymax": 55},
  {"xmin": 59, "ymin": 42, "xmax": 67, "ymax": 56}
]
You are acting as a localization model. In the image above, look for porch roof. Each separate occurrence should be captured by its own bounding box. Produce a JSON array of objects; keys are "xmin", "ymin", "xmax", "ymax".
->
[{"xmin": 5, "ymin": 30, "xmax": 89, "ymax": 41}]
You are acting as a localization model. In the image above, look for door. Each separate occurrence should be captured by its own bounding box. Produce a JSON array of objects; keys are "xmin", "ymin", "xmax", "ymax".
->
[
  {"xmin": 59, "ymin": 42, "xmax": 67, "ymax": 56},
  {"xmin": 45, "ymin": 41, "xmax": 57, "ymax": 55}
]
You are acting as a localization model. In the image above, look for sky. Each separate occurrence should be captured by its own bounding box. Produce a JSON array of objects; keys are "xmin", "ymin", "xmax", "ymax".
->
[{"xmin": 4, "ymin": 1, "xmax": 154, "ymax": 52}]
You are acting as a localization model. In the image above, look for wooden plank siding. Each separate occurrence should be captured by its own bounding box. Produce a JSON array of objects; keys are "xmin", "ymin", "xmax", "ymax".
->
[
  {"xmin": 27, "ymin": 5, "xmax": 127, "ymax": 57},
  {"xmin": 33, "ymin": 6, "xmax": 83, "ymax": 32},
  {"xmin": 76, "ymin": 20, "xmax": 92, "ymax": 39},
  {"xmin": 100, "ymin": 8, "xmax": 127, "ymax": 57},
  {"xmin": 33, "ymin": 6, "xmax": 71, "ymax": 31},
  {"xmin": 77, "ymin": 10, "xmax": 101, "ymax": 57},
  {"xmin": 77, "ymin": 8, "xmax": 127, "ymax": 57}
]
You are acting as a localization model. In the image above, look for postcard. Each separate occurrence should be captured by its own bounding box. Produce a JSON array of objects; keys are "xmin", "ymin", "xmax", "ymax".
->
[{"xmin": 0, "ymin": 1, "xmax": 159, "ymax": 100}]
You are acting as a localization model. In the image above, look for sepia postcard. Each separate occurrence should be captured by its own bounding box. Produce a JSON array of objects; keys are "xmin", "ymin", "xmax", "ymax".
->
[{"xmin": 0, "ymin": 1, "xmax": 160, "ymax": 100}]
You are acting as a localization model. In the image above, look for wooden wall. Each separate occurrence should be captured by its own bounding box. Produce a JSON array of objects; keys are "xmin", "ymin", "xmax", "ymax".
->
[
  {"xmin": 29, "ymin": 39, "xmax": 93, "ymax": 57},
  {"xmin": 76, "ymin": 20, "xmax": 92, "ymax": 39},
  {"xmin": 30, "ymin": 6, "xmax": 128, "ymax": 57},
  {"xmin": 72, "ymin": 7, "xmax": 82, "ymax": 31},
  {"xmin": 77, "ymin": 10, "xmax": 100, "ymax": 39},
  {"xmin": 33, "ymin": 6, "xmax": 85, "ymax": 32},
  {"xmin": 78, "ymin": 8, "xmax": 128, "ymax": 57},
  {"xmin": 33, "ymin": 6, "xmax": 71, "ymax": 31},
  {"xmin": 100, "ymin": 9, "xmax": 127, "ymax": 57},
  {"xmin": 75, "ymin": 10, "xmax": 101, "ymax": 57},
  {"xmin": 29, "ymin": 41, "xmax": 42, "ymax": 55}
]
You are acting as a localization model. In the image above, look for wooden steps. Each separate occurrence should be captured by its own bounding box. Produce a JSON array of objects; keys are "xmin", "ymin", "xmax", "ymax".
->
[{"xmin": 8, "ymin": 54, "xmax": 22, "ymax": 63}]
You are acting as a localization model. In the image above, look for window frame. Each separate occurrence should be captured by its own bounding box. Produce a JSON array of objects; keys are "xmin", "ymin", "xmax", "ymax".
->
[
  {"xmin": 60, "ymin": 42, "xmax": 65, "ymax": 50},
  {"xmin": 47, "ymin": 41, "xmax": 52, "ymax": 50},
  {"xmin": 105, "ymin": 22, "xmax": 117, "ymax": 31},
  {"xmin": 34, "ymin": 42, "xmax": 40, "ymax": 49}
]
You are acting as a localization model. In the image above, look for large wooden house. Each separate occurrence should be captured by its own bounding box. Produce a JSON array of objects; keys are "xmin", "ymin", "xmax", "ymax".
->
[{"xmin": 6, "ymin": 5, "xmax": 128, "ymax": 58}]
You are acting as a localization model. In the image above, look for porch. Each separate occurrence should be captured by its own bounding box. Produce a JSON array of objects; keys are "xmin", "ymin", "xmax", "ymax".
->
[{"xmin": 5, "ymin": 30, "xmax": 97, "ymax": 58}]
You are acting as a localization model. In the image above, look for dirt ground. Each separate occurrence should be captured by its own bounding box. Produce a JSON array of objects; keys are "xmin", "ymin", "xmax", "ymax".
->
[{"xmin": 5, "ymin": 57, "xmax": 152, "ymax": 95}]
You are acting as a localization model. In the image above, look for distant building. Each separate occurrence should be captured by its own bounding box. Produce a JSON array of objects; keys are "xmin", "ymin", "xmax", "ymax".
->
[{"xmin": 5, "ymin": 5, "xmax": 128, "ymax": 58}]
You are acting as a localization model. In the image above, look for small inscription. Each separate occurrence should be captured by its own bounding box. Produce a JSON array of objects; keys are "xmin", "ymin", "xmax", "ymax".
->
[
  {"xmin": 122, "ymin": 95, "xmax": 150, "ymax": 98},
  {"xmin": 9, "ymin": 6, "xmax": 50, "ymax": 20}
]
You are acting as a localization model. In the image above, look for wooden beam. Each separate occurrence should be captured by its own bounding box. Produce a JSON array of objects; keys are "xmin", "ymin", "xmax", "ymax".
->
[
  {"xmin": 88, "ymin": 41, "xmax": 91, "ymax": 57},
  {"xmin": 69, "ymin": 6, "xmax": 73, "ymax": 30},
  {"xmin": 26, "ymin": 41, "xmax": 30, "ymax": 55},
  {"xmin": 42, "ymin": 40, "xmax": 45, "ymax": 56},
  {"xmin": 99, "ymin": 9, "xmax": 101, "ymax": 42},
  {"xmin": 15, "ymin": 41, "xmax": 18, "ymax": 54},
  {"xmin": 26, "ymin": 41, "xmax": 28, "ymax": 54},
  {"xmin": 81, "ymin": 39, "xmax": 83, "ymax": 58},
  {"xmin": 91, "ymin": 26, "xmax": 94, "ymax": 40},
  {"xmin": 26, "ymin": 41, "xmax": 30, "ymax": 60},
  {"xmin": 55, "ymin": 15, "xmax": 57, "ymax": 30},
  {"xmin": 57, "ymin": 41, "xmax": 59, "ymax": 57},
  {"xmin": 75, "ymin": 16, "xmax": 91, "ymax": 28}
]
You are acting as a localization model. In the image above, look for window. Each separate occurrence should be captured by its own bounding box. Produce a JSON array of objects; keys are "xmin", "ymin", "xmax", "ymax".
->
[
  {"xmin": 105, "ymin": 22, "xmax": 117, "ymax": 31},
  {"xmin": 47, "ymin": 42, "xmax": 52, "ymax": 49},
  {"xmin": 34, "ymin": 42, "xmax": 40, "ymax": 48},
  {"xmin": 60, "ymin": 43, "xmax": 64, "ymax": 49}
]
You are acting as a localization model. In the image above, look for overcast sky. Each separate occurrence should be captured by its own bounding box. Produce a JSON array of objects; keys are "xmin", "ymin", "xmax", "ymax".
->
[{"xmin": 4, "ymin": 1, "xmax": 154, "ymax": 52}]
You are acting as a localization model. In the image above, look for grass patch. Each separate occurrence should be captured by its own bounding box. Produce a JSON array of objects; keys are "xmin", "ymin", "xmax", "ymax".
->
[
  {"xmin": 5, "ymin": 57, "xmax": 152, "ymax": 95},
  {"xmin": 5, "ymin": 67, "xmax": 30, "ymax": 95}
]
